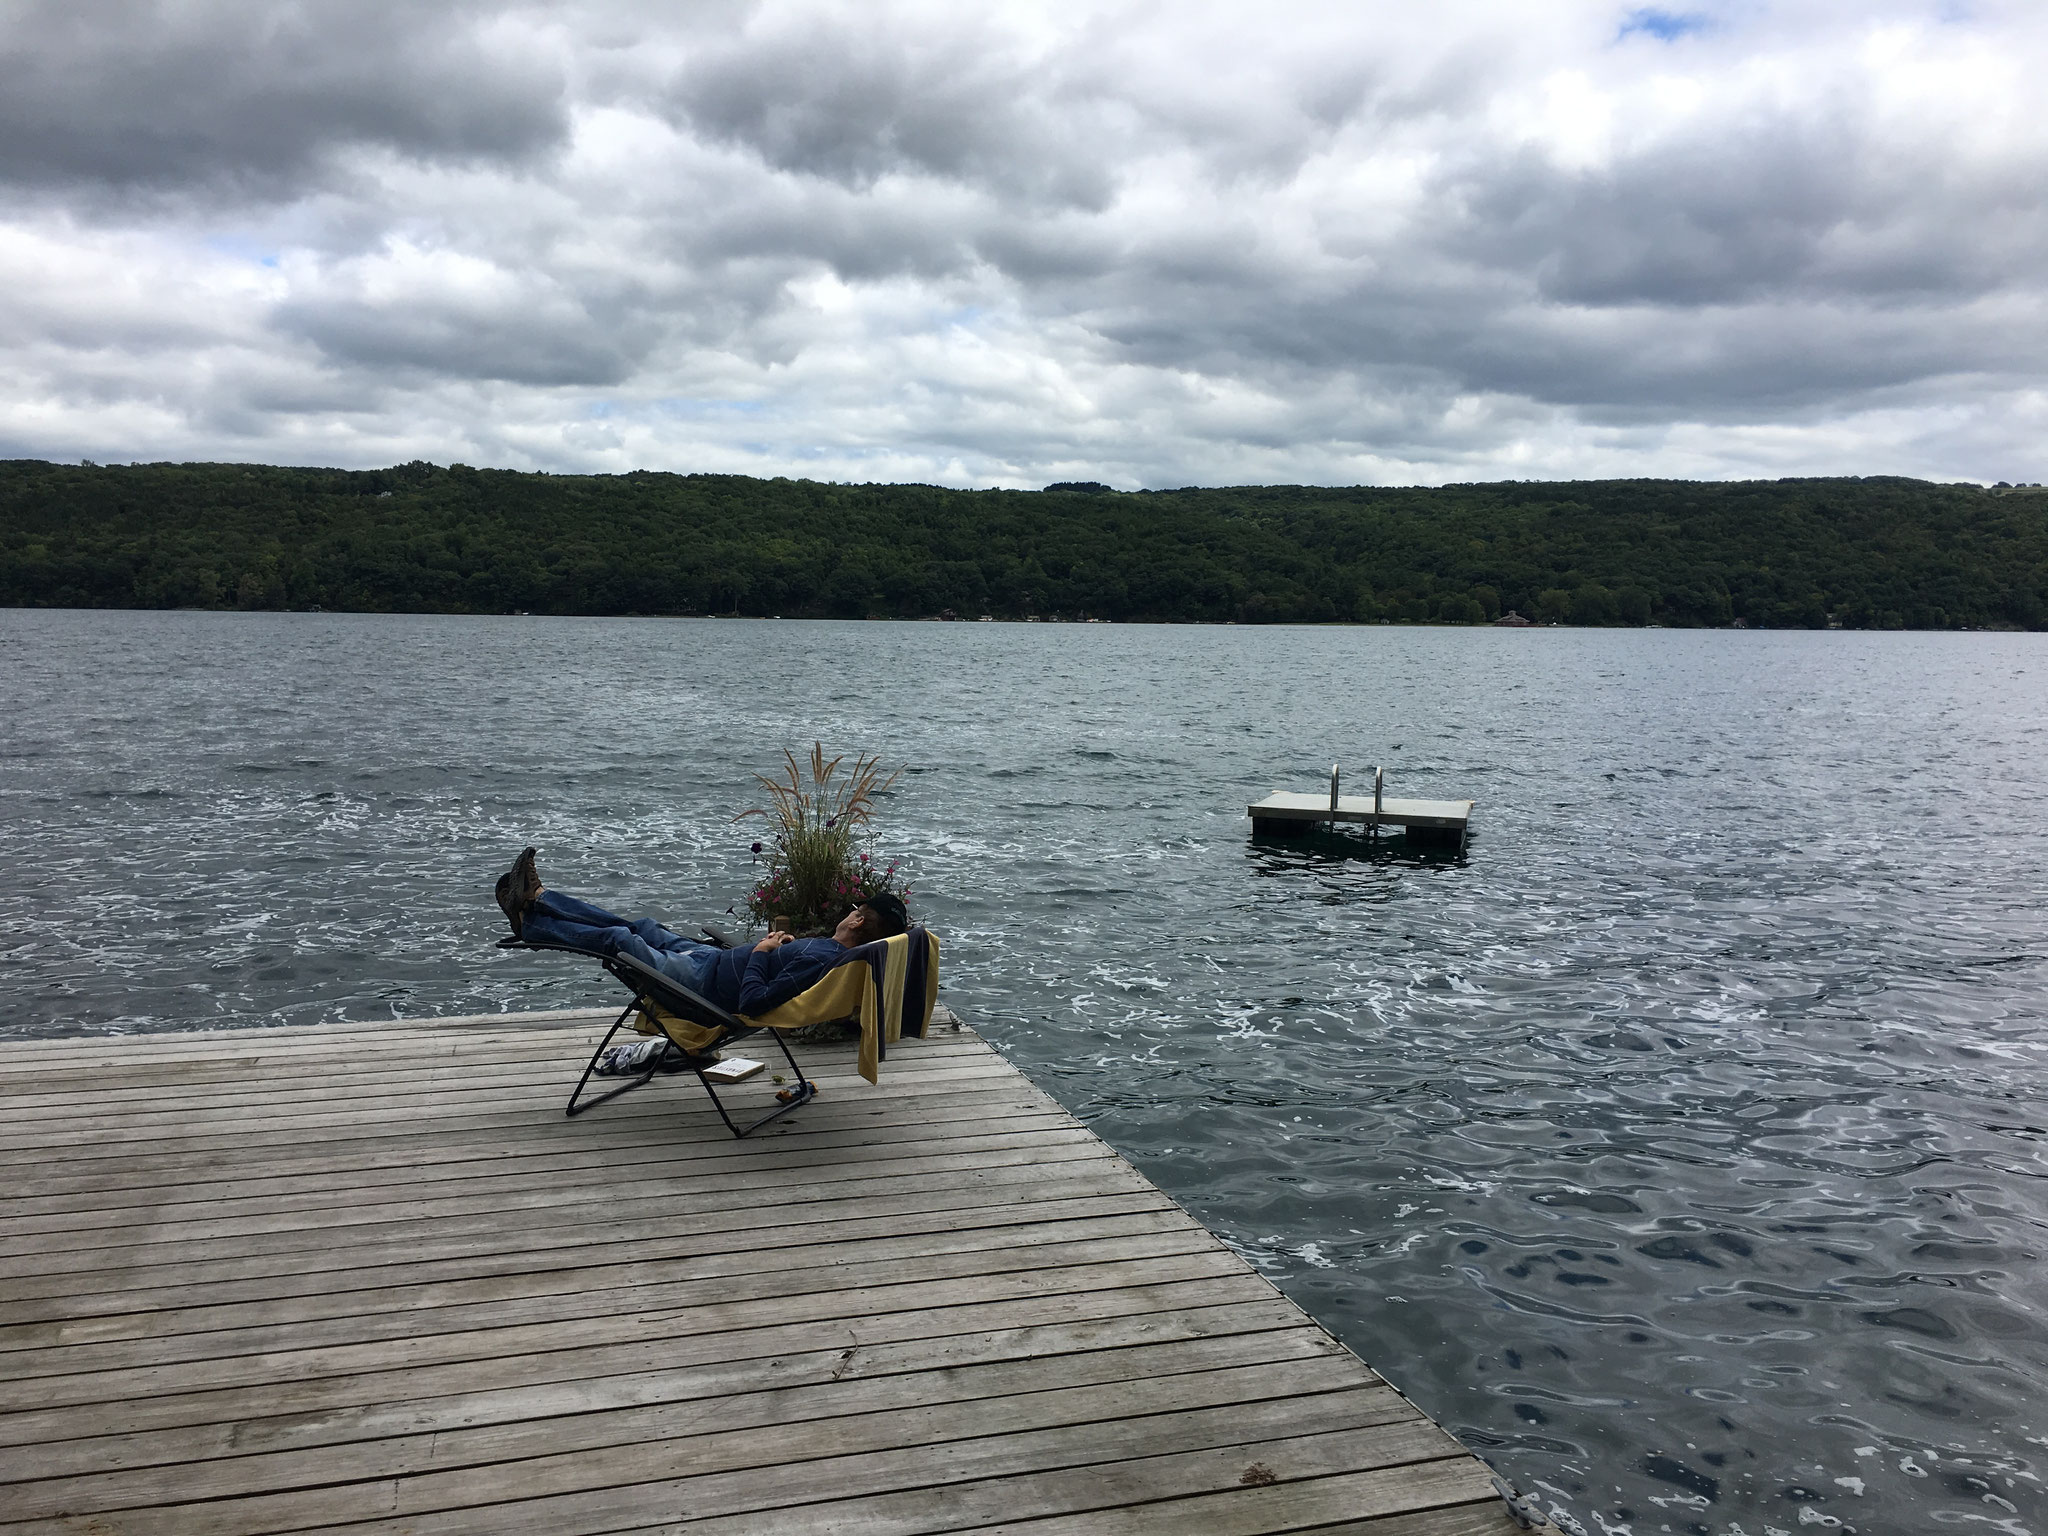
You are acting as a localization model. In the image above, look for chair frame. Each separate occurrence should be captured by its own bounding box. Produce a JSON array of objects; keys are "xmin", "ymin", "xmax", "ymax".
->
[{"xmin": 497, "ymin": 933, "xmax": 817, "ymax": 1138}]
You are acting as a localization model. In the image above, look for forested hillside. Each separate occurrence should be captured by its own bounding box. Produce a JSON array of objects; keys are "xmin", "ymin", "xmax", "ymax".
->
[{"xmin": 3, "ymin": 459, "xmax": 2043, "ymax": 628}]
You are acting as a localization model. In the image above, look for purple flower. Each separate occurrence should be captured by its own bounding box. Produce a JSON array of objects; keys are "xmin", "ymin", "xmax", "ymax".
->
[
  {"xmin": 859, "ymin": 852, "xmax": 869, "ymax": 863},
  {"xmin": 825, "ymin": 816, "xmax": 837, "ymax": 828},
  {"xmin": 751, "ymin": 841, "xmax": 762, "ymax": 854}
]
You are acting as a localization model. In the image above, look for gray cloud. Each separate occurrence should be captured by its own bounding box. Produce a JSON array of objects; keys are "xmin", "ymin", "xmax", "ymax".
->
[
  {"xmin": 0, "ymin": 0, "xmax": 2041, "ymax": 486},
  {"xmin": 0, "ymin": 0, "xmax": 567, "ymax": 193},
  {"xmin": 1457, "ymin": 120, "xmax": 2047, "ymax": 311},
  {"xmin": 276, "ymin": 289, "xmax": 644, "ymax": 387},
  {"xmin": 670, "ymin": 15, "xmax": 1118, "ymax": 210}
]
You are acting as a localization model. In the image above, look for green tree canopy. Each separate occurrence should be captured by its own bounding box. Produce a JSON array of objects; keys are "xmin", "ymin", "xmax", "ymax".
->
[{"xmin": 2, "ymin": 461, "xmax": 2042, "ymax": 630}]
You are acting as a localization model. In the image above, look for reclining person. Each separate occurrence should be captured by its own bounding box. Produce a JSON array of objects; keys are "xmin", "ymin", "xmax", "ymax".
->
[{"xmin": 495, "ymin": 847, "xmax": 909, "ymax": 1017}]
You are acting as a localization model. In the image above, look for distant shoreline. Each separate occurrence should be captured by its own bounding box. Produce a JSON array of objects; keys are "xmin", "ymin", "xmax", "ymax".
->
[
  {"xmin": 6, "ymin": 607, "xmax": 2041, "ymax": 635},
  {"xmin": 5, "ymin": 460, "xmax": 2043, "ymax": 631}
]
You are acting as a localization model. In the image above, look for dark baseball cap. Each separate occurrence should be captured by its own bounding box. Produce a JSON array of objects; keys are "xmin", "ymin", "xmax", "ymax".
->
[{"xmin": 862, "ymin": 890, "xmax": 909, "ymax": 936}]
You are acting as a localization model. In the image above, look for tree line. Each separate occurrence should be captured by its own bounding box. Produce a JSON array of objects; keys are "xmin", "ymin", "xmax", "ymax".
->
[{"xmin": 3, "ymin": 458, "xmax": 2044, "ymax": 629}]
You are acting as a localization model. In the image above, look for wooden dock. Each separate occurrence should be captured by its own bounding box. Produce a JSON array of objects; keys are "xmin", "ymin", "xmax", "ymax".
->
[{"xmin": 0, "ymin": 1009, "xmax": 1525, "ymax": 1534}]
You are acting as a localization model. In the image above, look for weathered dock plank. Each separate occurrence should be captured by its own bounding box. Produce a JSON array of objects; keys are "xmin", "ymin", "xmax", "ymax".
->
[{"xmin": 0, "ymin": 1010, "xmax": 1523, "ymax": 1534}]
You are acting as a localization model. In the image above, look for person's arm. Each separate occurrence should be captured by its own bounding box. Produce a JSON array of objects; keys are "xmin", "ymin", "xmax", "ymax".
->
[{"xmin": 737, "ymin": 938, "xmax": 844, "ymax": 1015}]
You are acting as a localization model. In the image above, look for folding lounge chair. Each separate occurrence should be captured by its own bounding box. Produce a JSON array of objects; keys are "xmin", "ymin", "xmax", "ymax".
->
[{"xmin": 499, "ymin": 923, "xmax": 941, "ymax": 1139}]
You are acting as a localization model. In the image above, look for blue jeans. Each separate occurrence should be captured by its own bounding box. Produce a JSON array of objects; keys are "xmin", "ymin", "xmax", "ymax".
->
[{"xmin": 520, "ymin": 890, "xmax": 718, "ymax": 992}]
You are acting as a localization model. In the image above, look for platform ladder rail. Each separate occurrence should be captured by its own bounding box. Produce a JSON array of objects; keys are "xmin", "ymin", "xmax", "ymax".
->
[
  {"xmin": 1311, "ymin": 760, "xmax": 1391, "ymax": 837},
  {"xmin": 1246, "ymin": 760, "xmax": 1473, "ymax": 849},
  {"xmin": 1330, "ymin": 762, "xmax": 1387, "ymax": 839}
]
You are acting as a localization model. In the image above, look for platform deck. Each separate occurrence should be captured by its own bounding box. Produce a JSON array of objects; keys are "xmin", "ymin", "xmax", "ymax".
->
[
  {"xmin": 1248, "ymin": 792, "xmax": 1475, "ymax": 831},
  {"xmin": 0, "ymin": 1008, "xmax": 1520, "ymax": 1535}
]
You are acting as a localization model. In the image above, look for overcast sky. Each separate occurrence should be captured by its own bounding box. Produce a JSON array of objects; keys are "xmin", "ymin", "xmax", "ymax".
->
[{"xmin": 1, "ymin": 0, "xmax": 2041, "ymax": 487}]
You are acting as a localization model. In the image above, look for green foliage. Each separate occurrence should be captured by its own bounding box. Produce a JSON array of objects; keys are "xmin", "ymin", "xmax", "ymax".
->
[
  {"xmin": 738, "ymin": 745, "xmax": 906, "ymax": 936},
  {"xmin": 1, "ymin": 459, "xmax": 2044, "ymax": 630}
]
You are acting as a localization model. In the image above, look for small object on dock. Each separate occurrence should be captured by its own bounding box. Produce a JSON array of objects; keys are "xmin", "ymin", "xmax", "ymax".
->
[
  {"xmin": 1249, "ymin": 763, "xmax": 1474, "ymax": 850},
  {"xmin": 700, "ymin": 1055, "xmax": 765, "ymax": 1083}
]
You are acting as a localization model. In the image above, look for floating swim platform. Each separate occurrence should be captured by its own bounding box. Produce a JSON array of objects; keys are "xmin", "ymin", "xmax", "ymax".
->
[{"xmin": 1250, "ymin": 765, "xmax": 1475, "ymax": 848}]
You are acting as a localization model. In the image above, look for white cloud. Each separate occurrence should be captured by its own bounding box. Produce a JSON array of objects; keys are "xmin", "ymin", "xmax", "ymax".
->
[{"xmin": 0, "ymin": 0, "xmax": 2042, "ymax": 486}]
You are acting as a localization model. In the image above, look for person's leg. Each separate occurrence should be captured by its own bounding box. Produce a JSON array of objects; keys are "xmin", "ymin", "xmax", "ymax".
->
[
  {"xmin": 523, "ymin": 891, "xmax": 707, "ymax": 957},
  {"xmin": 523, "ymin": 888, "xmax": 630, "ymax": 932},
  {"xmin": 609, "ymin": 929, "xmax": 719, "ymax": 992},
  {"xmin": 621, "ymin": 915, "xmax": 707, "ymax": 955},
  {"xmin": 517, "ymin": 889, "xmax": 626, "ymax": 950},
  {"xmin": 520, "ymin": 891, "xmax": 716, "ymax": 990}
]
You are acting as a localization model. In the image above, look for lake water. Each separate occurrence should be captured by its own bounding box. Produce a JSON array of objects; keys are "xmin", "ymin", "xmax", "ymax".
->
[{"xmin": 4, "ymin": 608, "xmax": 2045, "ymax": 1536}]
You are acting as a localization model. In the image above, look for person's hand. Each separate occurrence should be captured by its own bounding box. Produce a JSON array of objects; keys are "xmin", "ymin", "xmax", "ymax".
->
[{"xmin": 754, "ymin": 929, "xmax": 796, "ymax": 952}]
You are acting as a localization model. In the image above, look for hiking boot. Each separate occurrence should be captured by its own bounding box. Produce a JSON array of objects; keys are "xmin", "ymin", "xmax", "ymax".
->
[{"xmin": 495, "ymin": 846, "xmax": 542, "ymax": 935}]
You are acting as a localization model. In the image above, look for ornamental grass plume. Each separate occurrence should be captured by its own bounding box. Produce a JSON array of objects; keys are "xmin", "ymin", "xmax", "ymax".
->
[{"xmin": 737, "ymin": 744, "xmax": 907, "ymax": 935}]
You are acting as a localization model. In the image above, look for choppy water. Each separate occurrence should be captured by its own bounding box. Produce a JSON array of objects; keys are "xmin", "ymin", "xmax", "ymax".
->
[{"xmin": 4, "ymin": 608, "xmax": 2045, "ymax": 1536}]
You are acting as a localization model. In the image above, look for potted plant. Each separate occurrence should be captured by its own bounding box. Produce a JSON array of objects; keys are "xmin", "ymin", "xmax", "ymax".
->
[{"xmin": 738, "ymin": 744, "xmax": 910, "ymax": 937}]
